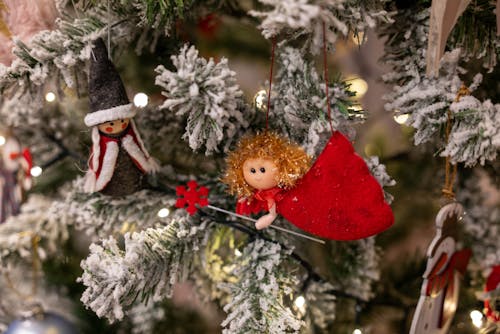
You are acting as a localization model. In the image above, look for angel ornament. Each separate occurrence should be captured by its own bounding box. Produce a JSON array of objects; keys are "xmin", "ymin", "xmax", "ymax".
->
[
  {"xmin": 224, "ymin": 132, "xmax": 311, "ymax": 230},
  {"xmin": 223, "ymin": 131, "xmax": 394, "ymax": 241}
]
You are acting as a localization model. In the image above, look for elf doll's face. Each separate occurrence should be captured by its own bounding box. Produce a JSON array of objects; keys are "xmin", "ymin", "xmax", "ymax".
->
[
  {"xmin": 98, "ymin": 118, "xmax": 130, "ymax": 135},
  {"xmin": 243, "ymin": 158, "xmax": 279, "ymax": 190}
]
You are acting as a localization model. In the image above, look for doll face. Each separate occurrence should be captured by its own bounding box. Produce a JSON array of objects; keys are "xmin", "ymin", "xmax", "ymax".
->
[
  {"xmin": 98, "ymin": 118, "xmax": 130, "ymax": 135},
  {"xmin": 243, "ymin": 158, "xmax": 279, "ymax": 190}
]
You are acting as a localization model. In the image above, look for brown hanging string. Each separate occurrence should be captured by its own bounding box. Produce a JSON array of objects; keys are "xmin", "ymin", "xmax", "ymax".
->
[
  {"xmin": 265, "ymin": 37, "xmax": 277, "ymax": 131},
  {"xmin": 2, "ymin": 232, "xmax": 41, "ymax": 301},
  {"xmin": 322, "ymin": 21, "xmax": 334, "ymax": 134},
  {"xmin": 442, "ymin": 84, "xmax": 470, "ymax": 199}
]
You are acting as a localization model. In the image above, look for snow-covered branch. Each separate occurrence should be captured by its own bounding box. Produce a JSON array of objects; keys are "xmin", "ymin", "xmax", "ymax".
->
[
  {"xmin": 155, "ymin": 45, "xmax": 247, "ymax": 154},
  {"xmin": 79, "ymin": 219, "xmax": 209, "ymax": 323},
  {"xmin": 272, "ymin": 47, "xmax": 364, "ymax": 155},
  {"xmin": 251, "ymin": 0, "xmax": 392, "ymax": 53},
  {"xmin": 221, "ymin": 239, "xmax": 303, "ymax": 333},
  {"xmin": 55, "ymin": 179, "xmax": 175, "ymax": 240}
]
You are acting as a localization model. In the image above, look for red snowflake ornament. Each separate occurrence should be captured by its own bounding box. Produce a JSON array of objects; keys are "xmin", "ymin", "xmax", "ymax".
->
[{"xmin": 175, "ymin": 180, "xmax": 209, "ymax": 215}]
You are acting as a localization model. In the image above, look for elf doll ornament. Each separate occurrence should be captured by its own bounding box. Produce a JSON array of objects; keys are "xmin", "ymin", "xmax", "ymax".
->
[
  {"xmin": 84, "ymin": 38, "xmax": 159, "ymax": 197},
  {"xmin": 223, "ymin": 131, "xmax": 394, "ymax": 241},
  {"xmin": 0, "ymin": 130, "xmax": 32, "ymax": 223}
]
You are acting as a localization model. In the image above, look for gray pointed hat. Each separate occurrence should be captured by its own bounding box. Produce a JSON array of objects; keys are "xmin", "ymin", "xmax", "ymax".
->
[{"xmin": 84, "ymin": 38, "xmax": 136, "ymax": 127}]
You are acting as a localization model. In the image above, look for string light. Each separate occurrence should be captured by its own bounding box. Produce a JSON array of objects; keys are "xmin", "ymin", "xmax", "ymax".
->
[
  {"xmin": 253, "ymin": 89, "xmax": 267, "ymax": 112},
  {"xmin": 353, "ymin": 329, "xmax": 363, "ymax": 334},
  {"xmin": 0, "ymin": 135, "xmax": 5, "ymax": 146},
  {"xmin": 351, "ymin": 31, "xmax": 366, "ymax": 46},
  {"xmin": 470, "ymin": 310, "xmax": 483, "ymax": 328},
  {"xmin": 45, "ymin": 92, "xmax": 56, "ymax": 102},
  {"xmin": 30, "ymin": 166, "xmax": 43, "ymax": 177},
  {"xmin": 346, "ymin": 76, "xmax": 368, "ymax": 99},
  {"xmin": 157, "ymin": 208, "xmax": 170, "ymax": 218},
  {"xmin": 133, "ymin": 92, "xmax": 149, "ymax": 108},
  {"xmin": 394, "ymin": 113, "xmax": 409, "ymax": 124},
  {"xmin": 294, "ymin": 295, "xmax": 306, "ymax": 315}
]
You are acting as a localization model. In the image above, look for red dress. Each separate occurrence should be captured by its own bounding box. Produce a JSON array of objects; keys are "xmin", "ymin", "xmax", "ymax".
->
[{"xmin": 236, "ymin": 131, "xmax": 394, "ymax": 241}]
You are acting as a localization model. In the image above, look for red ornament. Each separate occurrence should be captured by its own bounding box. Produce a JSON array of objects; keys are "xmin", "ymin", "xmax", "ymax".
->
[
  {"xmin": 197, "ymin": 14, "xmax": 220, "ymax": 39},
  {"xmin": 277, "ymin": 132, "xmax": 394, "ymax": 240},
  {"xmin": 175, "ymin": 180, "xmax": 209, "ymax": 215},
  {"xmin": 485, "ymin": 265, "xmax": 500, "ymax": 323}
]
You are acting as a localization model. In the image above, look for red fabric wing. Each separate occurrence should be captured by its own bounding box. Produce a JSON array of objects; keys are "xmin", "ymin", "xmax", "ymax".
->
[{"xmin": 277, "ymin": 131, "xmax": 394, "ymax": 240}]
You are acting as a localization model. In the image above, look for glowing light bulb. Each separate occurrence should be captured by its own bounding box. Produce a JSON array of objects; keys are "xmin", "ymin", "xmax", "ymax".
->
[
  {"xmin": 253, "ymin": 89, "xmax": 267, "ymax": 112},
  {"xmin": 30, "ymin": 166, "xmax": 42, "ymax": 177},
  {"xmin": 45, "ymin": 92, "xmax": 56, "ymax": 102},
  {"xmin": 470, "ymin": 310, "xmax": 483, "ymax": 328},
  {"xmin": 394, "ymin": 113, "xmax": 409, "ymax": 124},
  {"xmin": 353, "ymin": 329, "xmax": 363, "ymax": 334},
  {"xmin": 347, "ymin": 77, "xmax": 368, "ymax": 99},
  {"xmin": 0, "ymin": 136, "xmax": 5, "ymax": 146},
  {"xmin": 294, "ymin": 296, "xmax": 306, "ymax": 309},
  {"xmin": 157, "ymin": 208, "xmax": 170, "ymax": 218},
  {"xmin": 133, "ymin": 93, "xmax": 149, "ymax": 108},
  {"xmin": 234, "ymin": 249, "xmax": 242, "ymax": 257},
  {"xmin": 352, "ymin": 31, "xmax": 366, "ymax": 45}
]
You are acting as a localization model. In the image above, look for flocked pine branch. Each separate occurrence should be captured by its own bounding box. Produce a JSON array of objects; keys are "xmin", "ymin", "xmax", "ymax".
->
[
  {"xmin": 303, "ymin": 280, "xmax": 337, "ymax": 329},
  {"xmin": 155, "ymin": 45, "xmax": 247, "ymax": 154},
  {"xmin": 0, "ymin": 0, "xmax": 195, "ymax": 103},
  {"xmin": 380, "ymin": 8, "xmax": 499, "ymax": 167},
  {"xmin": 443, "ymin": 96, "xmax": 500, "ymax": 166},
  {"xmin": 339, "ymin": 238, "xmax": 381, "ymax": 301},
  {"xmin": 250, "ymin": 0, "xmax": 392, "ymax": 53},
  {"xmin": 74, "ymin": 0, "xmax": 196, "ymax": 34},
  {"xmin": 384, "ymin": 45, "xmax": 462, "ymax": 146},
  {"xmin": 54, "ymin": 179, "xmax": 175, "ymax": 240},
  {"xmin": 127, "ymin": 300, "xmax": 165, "ymax": 334},
  {"xmin": 447, "ymin": 0, "xmax": 500, "ymax": 71},
  {"xmin": 221, "ymin": 239, "xmax": 303, "ymax": 334},
  {"xmin": 365, "ymin": 156, "xmax": 396, "ymax": 204},
  {"xmin": 379, "ymin": 8, "xmax": 429, "ymax": 87},
  {"xmin": 272, "ymin": 47, "xmax": 364, "ymax": 155},
  {"xmin": 0, "ymin": 195, "xmax": 69, "ymax": 268},
  {"xmin": 459, "ymin": 172, "xmax": 500, "ymax": 270},
  {"xmin": 79, "ymin": 218, "xmax": 209, "ymax": 323}
]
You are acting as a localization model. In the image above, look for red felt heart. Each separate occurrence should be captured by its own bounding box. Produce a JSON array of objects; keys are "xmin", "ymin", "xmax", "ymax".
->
[{"xmin": 277, "ymin": 131, "xmax": 394, "ymax": 240}]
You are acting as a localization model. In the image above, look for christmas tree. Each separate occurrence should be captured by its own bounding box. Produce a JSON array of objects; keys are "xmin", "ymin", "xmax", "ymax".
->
[{"xmin": 0, "ymin": 0, "xmax": 498, "ymax": 333}]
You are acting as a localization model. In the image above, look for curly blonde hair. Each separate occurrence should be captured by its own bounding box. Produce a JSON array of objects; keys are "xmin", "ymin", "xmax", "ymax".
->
[{"xmin": 223, "ymin": 132, "xmax": 311, "ymax": 198}]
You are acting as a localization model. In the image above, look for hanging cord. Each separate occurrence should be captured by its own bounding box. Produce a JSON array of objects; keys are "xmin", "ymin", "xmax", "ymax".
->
[
  {"xmin": 322, "ymin": 21, "xmax": 335, "ymax": 134},
  {"xmin": 3, "ymin": 232, "xmax": 41, "ymax": 300},
  {"xmin": 265, "ymin": 37, "xmax": 277, "ymax": 131},
  {"xmin": 107, "ymin": 0, "xmax": 112, "ymax": 60},
  {"xmin": 442, "ymin": 84, "xmax": 470, "ymax": 199}
]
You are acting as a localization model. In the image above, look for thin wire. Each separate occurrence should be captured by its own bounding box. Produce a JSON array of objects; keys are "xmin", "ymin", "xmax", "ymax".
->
[
  {"xmin": 266, "ymin": 37, "xmax": 277, "ymax": 131},
  {"xmin": 206, "ymin": 205, "xmax": 325, "ymax": 244},
  {"xmin": 107, "ymin": 0, "xmax": 111, "ymax": 60},
  {"xmin": 322, "ymin": 21, "xmax": 334, "ymax": 134}
]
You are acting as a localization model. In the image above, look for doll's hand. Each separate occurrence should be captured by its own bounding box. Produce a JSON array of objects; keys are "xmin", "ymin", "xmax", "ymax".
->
[{"xmin": 255, "ymin": 212, "xmax": 277, "ymax": 230}]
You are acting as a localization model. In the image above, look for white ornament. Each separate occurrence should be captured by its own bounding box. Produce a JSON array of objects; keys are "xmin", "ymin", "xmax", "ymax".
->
[{"xmin": 410, "ymin": 202, "xmax": 471, "ymax": 334}]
